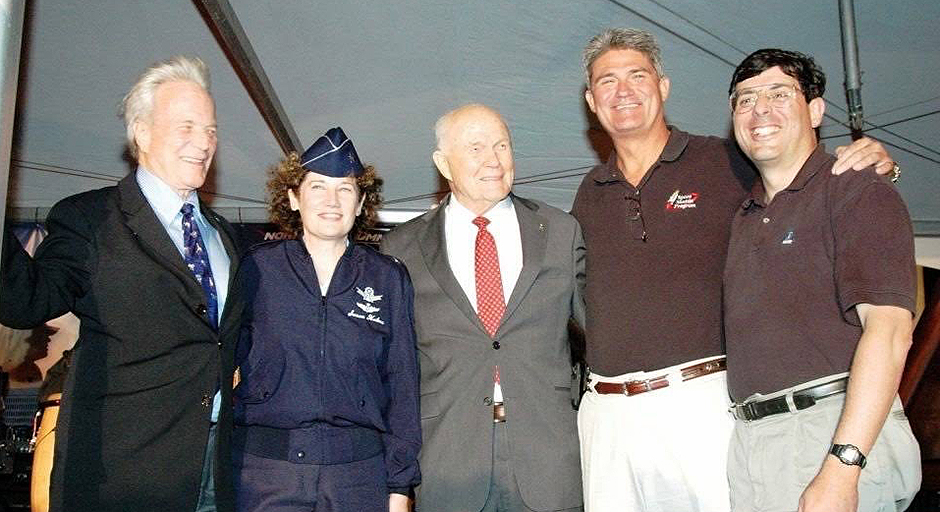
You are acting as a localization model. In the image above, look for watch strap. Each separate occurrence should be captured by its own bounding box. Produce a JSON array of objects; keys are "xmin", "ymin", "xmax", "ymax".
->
[{"xmin": 829, "ymin": 443, "xmax": 867, "ymax": 469}]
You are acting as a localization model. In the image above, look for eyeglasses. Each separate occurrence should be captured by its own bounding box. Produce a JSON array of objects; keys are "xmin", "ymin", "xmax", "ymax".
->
[{"xmin": 730, "ymin": 83, "xmax": 801, "ymax": 113}]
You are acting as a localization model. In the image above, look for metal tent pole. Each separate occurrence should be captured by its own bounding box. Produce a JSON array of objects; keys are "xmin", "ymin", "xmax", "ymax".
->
[
  {"xmin": 839, "ymin": 0, "xmax": 865, "ymax": 140},
  {"xmin": 0, "ymin": 0, "xmax": 27, "ymax": 298}
]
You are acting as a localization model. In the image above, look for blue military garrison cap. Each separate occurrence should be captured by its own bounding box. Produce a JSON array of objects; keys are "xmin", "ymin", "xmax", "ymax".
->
[{"xmin": 300, "ymin": 127, "xmax": 365, "ymax": 178}]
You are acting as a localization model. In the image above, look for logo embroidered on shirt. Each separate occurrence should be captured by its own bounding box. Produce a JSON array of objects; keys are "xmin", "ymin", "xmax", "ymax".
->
[
  {"xmin": 357, "ymin": 286, "xmax": 383, "ymax": 303},
  {"xmin": 781, "ymin": 230, "xmax": 795, "ymax": 245},
  {"xmin": 357, "ymin": 302, "xmax": 380, "ymax": 313},
  {"xmin": 665, "ymin": 190, "xmax": 699, "ymax": 210},
  {"xmin": 347, "ymin": 308, "xmax": 385, "ymax": 325},
  {"xmin": 349, "ymin": 286, "xmax": 384, "ymax": 324}
]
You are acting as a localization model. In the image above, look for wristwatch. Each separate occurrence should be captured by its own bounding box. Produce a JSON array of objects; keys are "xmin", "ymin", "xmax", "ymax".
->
[{"xmin": 829, "ymin": 443, "xmax": 867, "ymax": 468}]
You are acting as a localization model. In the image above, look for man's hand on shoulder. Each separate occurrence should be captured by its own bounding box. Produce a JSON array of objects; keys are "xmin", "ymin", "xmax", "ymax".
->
[
  {"xmin": 798, "ymin": 456, "xmax": 860, "ymax": 512},
  {"xmin": 832, "ymin": 137, "xmax": 894, "ymax": 175}
]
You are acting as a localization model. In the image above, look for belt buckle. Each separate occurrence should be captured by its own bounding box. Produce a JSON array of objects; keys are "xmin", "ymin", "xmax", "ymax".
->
[
  {"xmin": 744, "ymin": 402, "xmax": 760, "ymax": 421},
  {"xmin": 628, "ymin": 379, "xmax": 652, "ymax": 395},
  {"xmin": 731, "ymin": 401, "xmax": 759, "ymax": 422}
]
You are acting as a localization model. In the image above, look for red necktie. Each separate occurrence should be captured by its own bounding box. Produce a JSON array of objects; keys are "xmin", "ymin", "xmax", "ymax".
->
[{"xmin": 473, "ymin": 216, "xmax": 505, "ymax": 338}]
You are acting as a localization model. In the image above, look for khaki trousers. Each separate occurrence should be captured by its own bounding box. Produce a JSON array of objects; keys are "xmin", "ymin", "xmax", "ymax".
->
[{"xmin": 728, "ymin": 377, "xmax": 921, "ymax": 512}]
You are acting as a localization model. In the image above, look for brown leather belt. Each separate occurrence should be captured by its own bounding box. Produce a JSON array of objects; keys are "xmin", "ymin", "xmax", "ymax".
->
[
  {"xmin": 493, "ymin": 402, "xmax": 506, "ymax": 423},
  {"xmin": 590, "ymin": 357, "xmax": 727, "ymax": 396}
]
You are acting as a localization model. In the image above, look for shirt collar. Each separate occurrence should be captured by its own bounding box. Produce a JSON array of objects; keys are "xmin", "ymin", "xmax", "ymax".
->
[
  {"xmin": 445, "ymin": 193, "xmax": 514, "ymax": 225},
  {"xmin": 286, "ymin": 239, "xmax": 360, "ymax": 296},
  {"xmin": 659, "ymin": 126, "xmax": 691, "ymax": 162},
  {"xmin": 742, "ymin": 144, "xmax": 832, "ymax": 209},
  {"xmin": 590, "ymin": 126, "xmax": 691, "ymax": 184},
  {"xmin": 783, "ymin": 143, "xmax": 832, "ymax": 192},
  {"xmin": 136, "ymin": 166, "xmax": 201, "ymax": 225}
]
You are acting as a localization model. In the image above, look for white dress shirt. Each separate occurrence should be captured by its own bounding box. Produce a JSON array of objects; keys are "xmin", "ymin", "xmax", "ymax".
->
[
  {"xmin": 444, "ymin": 195, "xmax": 522, "ymax": 312},
  {"xmin": 444, "ymin": 194, "xmax": 522, "ymax": 403}
]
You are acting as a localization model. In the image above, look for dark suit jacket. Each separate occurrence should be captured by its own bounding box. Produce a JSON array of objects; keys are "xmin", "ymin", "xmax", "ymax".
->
[
  {"xmin": 382, "ymin": 194, "xmax": 586, "ymax": 512},
  {"xmin": 0, "ymin": 175, "xmax": 241, "ymax": 512}
]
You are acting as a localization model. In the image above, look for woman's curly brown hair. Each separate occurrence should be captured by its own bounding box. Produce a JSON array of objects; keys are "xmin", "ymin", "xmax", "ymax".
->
[{"xmin": 267, "ymin": 152, "xmax": 384, "ymax": 239}]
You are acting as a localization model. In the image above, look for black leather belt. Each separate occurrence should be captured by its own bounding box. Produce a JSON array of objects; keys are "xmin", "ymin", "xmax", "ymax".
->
[{"xmin": 731, "ymin": 378, "xmax": 847, "ymax": 422}]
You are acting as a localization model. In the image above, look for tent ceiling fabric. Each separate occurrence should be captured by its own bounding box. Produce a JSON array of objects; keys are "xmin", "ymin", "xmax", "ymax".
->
[{"xmin": 7, "ymin": 0, "xmax": 939, "ymax": 233}]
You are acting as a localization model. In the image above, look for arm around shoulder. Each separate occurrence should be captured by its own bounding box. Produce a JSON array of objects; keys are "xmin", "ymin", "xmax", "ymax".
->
[{"xmin": 831, "ymin": 137, "xmax": 895, "ymax": 175}]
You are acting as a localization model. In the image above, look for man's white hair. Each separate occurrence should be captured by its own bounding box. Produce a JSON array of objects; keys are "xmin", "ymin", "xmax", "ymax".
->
[{"xmin": 119, "ymin": 55, "xmax": 211, "ymax": 157}]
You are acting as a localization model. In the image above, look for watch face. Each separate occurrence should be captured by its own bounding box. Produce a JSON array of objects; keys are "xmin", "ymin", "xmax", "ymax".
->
[
  {"xmin": 832, "ymin": 443, "xmax": 866, "ymax": 467},
  {"xmin": 841, "ymin": 445, "xmax": 861, "ymax": 462}
]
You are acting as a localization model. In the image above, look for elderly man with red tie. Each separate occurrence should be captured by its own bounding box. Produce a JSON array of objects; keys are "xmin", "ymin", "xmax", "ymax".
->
[{"xmin": 383, "ymin": 103, "xmax": 586, "ymax": 512}]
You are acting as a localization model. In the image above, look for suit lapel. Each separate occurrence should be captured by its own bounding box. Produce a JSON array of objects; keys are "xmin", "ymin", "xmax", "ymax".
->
[
  {"xmin": 118, "ymin": 175, "xmax": 195, "ymax": 281},
  {"xmin": 119, "ymin": 175, "xmax": 229, "ymax": 333},
  {"xmin": 417, "ymin": 197, "xmax": 488, "ymax": 333},
  {"xmin": 503, "ymin": 194, "xmax": 546, "ymax": 323}
]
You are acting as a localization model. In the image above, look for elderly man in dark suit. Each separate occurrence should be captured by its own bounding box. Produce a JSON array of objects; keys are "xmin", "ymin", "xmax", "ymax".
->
[
  {"xmin": 0, "ymin": 56, "xmax": 239, "ymax": 512},
  {"xmin": 382, "ymin": 104, "xmax": 585, "ymax": 512}
]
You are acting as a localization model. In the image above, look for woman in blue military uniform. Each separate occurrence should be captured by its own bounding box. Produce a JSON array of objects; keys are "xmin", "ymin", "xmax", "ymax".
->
[{"xmin": 232, "ymin": 127, "xmax": 420, "ymax": 512}]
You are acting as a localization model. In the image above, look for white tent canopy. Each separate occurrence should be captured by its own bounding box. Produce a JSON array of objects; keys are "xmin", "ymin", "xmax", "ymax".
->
[{"xmin": 6, "ymin": 0, "xmax": 939, "ymax": 239}]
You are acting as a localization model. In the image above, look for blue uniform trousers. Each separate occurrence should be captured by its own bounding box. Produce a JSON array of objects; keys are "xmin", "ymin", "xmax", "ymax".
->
[{"xmin": 233, "ymin": 449, "xmax": 387, "ymax": 512}]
